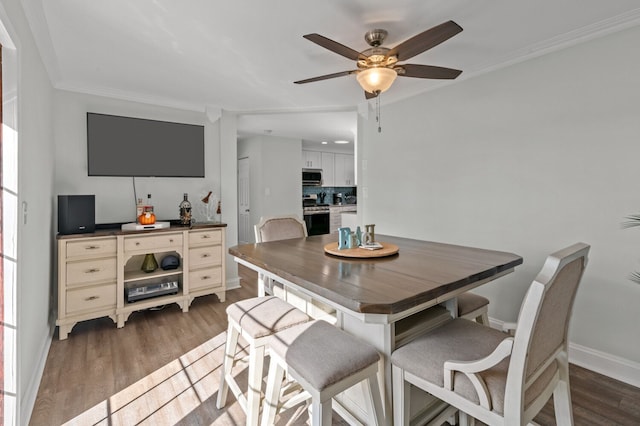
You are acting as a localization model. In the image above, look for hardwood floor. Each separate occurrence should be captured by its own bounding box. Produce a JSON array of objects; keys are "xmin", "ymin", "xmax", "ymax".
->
[{"xmin": 30, "ymin": 266, "xmax": 640, "ymax": 425}]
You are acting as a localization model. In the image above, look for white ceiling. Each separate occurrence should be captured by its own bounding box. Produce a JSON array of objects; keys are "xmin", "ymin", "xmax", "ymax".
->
[{"xmin": 23, "ymin": 1, "xmax": 640, "ymax": 143}]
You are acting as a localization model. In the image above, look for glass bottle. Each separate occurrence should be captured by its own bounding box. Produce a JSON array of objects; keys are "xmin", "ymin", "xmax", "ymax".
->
[
  {"xmin": 179, "ymin": 193, "xmax": 192, "ymax": 225},
  {"xmin": 145, "ymin": 194, "xmax": 154, "ymax": 214},
  {"xmin": 136, "ymin": 198, "xmax": 144, "ymax": 223}
]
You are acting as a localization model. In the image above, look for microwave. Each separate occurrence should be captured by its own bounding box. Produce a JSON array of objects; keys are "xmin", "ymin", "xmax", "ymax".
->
[{"xmin": 302, "ymin": 168, "xmax": 322, "ymax": 186}]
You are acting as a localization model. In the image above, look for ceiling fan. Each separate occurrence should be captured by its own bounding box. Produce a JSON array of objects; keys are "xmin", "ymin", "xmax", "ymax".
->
[{"xmin": 295, "ymin": 20, "xmax": 463, "ymax": 99}]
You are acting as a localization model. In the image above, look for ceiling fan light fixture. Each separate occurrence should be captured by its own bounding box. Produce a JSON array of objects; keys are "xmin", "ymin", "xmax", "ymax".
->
[{"xmin": 356, "ymin": 67, "xmax": 397, "ymax": 94}]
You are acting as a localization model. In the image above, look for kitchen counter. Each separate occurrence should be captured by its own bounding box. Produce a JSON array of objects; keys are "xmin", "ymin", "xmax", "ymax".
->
[{"xmin": 329, "ymin": 204, "xmax": 357, "ymax": 233}]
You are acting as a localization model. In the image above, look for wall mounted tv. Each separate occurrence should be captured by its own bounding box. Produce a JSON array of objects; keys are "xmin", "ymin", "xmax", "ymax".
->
[{"xmin": 87, "ymin": 113, "xmax": 205, "ymax": 177}]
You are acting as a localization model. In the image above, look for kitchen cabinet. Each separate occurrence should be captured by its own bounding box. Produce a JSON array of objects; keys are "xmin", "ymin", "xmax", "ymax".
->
[
  {"xmin": 321, "ymin": 152, "xmax": 335, "ymax": 186},
  {"xmin": 330, "ymin": 205, "xmax": 357, "ymax": 233},
  {"xmin": 302, "ymin": 150, "xmax": 322, "ymax": 169},
  {"xmin": 334, "ymin": 153, "xmax": 355, "ymax": 186}
]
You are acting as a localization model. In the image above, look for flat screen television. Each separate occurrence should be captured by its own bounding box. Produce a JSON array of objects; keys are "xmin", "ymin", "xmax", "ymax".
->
[{"xmin": 87, "ymin": 113, "xmax": 205, "ymax": 177}]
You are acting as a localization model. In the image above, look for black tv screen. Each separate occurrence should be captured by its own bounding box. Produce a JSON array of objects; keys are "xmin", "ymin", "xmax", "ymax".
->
[{"xmin": 87, "ymin": 113, "xmax": 205, "ymax": 177}]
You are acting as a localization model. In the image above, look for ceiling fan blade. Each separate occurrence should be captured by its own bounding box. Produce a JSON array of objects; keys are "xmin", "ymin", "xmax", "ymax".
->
[
  {"xmin": 389, "ymin": 20, "xmax": 463, "ymax": 62},
  {"xmin": 303, "ymin": 34, "xmax": 363, "ymax": 61},
  {"xmin": 398, "ymin": 64, "xmax": 462, "ymax": 79},
  {"xmin": 294, "ymin": 70, "xmax": 356, "ymax": 84},
  {"xmin": 364, "ymin": 90, "xmax": 378, "ymax": 100}
]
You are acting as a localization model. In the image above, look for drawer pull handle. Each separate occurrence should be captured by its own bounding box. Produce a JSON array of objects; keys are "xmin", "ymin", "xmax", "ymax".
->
[
  {"xmin": 86, "ymin": 245, "xmax": 100, "ymax": 250},
  {"xmin": 202, "ymin": 254, "xmax": 210, "ymax": 258},
  {"xmin": 202, "ymin": 235, "xmax": 210, "ymax": 239},
  {"xmin": 135, "ymin": 242, "xmax": 140, "ymax": 246},
  {"xmin": 169, "ymin": 239, "xmax": 174, "ymax": 243},
  {"xmin": 202, "ymin": 276, "xmax": 210, "ymax": 280},
  {"xmin": 85, "ymin": 295, "xmax": 100, "ymax": 301},
  {"xmin": 86, "ymin": 268, "xmax": 100, "ymax": 273}
]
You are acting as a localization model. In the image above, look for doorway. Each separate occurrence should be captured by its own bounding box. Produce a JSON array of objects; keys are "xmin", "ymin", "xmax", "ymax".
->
[{"xmin": 237, "ymin": 157, "xmax": 251, "ymax": 244}]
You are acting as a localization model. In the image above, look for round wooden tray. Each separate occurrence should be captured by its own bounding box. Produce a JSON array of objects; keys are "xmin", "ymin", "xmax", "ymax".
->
[{"xmin": 324, "ymin": 241, "xmax": 399, "ymax": 258}]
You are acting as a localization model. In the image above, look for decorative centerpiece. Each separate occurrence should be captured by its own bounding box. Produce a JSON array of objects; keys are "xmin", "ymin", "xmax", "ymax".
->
[{"xmin": 325, "ymin": 224, "xmax": 398, "ymax": 258}]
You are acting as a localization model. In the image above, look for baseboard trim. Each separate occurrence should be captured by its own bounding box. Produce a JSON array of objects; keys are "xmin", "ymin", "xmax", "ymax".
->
[
  {"xmin": 568, "ymin": 342, "xmax": 640, "ymax": 388},
  {"xmin": 21, "ymin": 326, "xmax": 54, "ymax": 425},
  {"xmin": 226, "ymin": 276, "xmax": 241, "ymax": 290},
  {"xmin": 489, "ymin": 318, "xmax": 640, "ymax": 388}
]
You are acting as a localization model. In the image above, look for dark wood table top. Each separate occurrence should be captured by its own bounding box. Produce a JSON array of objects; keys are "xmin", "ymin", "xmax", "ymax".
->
[{"xmin": 229, "ymin": 234, "xmax": 523, "ymax": 315}]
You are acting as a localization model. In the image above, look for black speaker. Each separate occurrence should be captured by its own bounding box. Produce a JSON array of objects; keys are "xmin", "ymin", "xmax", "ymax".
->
[{"xmin": 58, "ymin": 195, "xmax": 95, "ymax": 235}]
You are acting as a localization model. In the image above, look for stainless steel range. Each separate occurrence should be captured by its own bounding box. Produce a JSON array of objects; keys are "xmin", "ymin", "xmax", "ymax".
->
[{"xmin": 303, "ymin": 200, "xmax": 330, "ymax": 235}]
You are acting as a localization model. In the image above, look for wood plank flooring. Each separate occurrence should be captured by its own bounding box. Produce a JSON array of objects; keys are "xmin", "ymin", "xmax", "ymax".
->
[{"xmin": 30, "ymin": 266, "xmax": 640, "ymax": 425}]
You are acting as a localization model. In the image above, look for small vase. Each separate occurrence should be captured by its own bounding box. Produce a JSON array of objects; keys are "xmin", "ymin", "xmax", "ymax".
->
[{"xmin": 141, "ymin": 253, "xmax": 158, "ymax": 273}]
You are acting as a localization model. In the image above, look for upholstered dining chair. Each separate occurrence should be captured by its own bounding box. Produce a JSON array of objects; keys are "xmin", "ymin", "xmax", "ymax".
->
[
  {"xmin": 254, "ymin": 215, "xmax": 307, "ymax": 297},
  {"xmin": 254, "ymin": 215, "xmax": 335, "ymax": 321},
  {"xmin": 456, "ymin": 292, "xmax": 490, "ymax": 325},
  {"xmin": 391, "ymin": 242, "xmax": 590, "ymax": 426},
  {"xmin": 254, "ymin": 215, "xmax": 308, "ymax": 244}
]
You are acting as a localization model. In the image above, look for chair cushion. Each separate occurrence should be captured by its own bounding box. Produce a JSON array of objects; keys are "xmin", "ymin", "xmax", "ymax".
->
[
  {"xmin": 226, "ymin": 296, "xmax": 310, "ymax": 339},
  {"xmin": 391, "ymin": 318, "xmax": 558, "ymax": 415},
  {"xmin": 457, "ymin": 292, "xmax": 489, "ymax": 316},
  {"xmin": 268, "ymin": 320, "xmax": 380, "ymax": 392}
]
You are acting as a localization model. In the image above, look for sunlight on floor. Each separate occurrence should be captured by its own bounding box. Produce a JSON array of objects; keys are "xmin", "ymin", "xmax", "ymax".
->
[{"xmin": 62, "ymin": 332, "xmax": 249, "ymax": 425}]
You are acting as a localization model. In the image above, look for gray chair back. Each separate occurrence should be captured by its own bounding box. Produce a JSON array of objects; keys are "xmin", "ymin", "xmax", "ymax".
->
[{"xmin": 254, "ymin": 215, "xmax": 308, "ymax": 243}]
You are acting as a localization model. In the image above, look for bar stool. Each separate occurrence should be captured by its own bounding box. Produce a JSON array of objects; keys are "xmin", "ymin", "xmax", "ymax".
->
[
  {"xmin": 261, "ymin": 320, "xmax": 385, "ymax": 426},
  {"xmin": 457, "ymin": 292, "xmax": 490, "ymax": 325},
  {"xmin": 216, "ymin": 296, "xmax": 311, "ymax": 426}
]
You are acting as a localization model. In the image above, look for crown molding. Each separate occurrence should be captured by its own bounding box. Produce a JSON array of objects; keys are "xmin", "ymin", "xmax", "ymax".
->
[
  {"xmin": 43, "ymin": 7, "xmax": 640, "ymax": 116},
  {"xmin": 386, "ymin": 8, "xmax": 640, "ymax": 108},
  {"xmin": 55, "ymin": 81, "xmax": 205, "ymax": 113},
  {"xmin": 466, "ymin": 7, "xmax": 640, "ymax": 78}
]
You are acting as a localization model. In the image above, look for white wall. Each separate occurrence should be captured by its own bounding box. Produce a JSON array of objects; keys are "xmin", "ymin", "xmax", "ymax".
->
[
  {"xmin": 53, "ymin": 90, "xmax": 221, "ymax": 223},
  {"xmin": 238, "ymin": 135, "xmax": 303, "ymax": 243},
  {"xmin": 360, "ymin": 25, "xmax": 640, "ymax": 371},
  {"xmin": 0, "ymin": 1, "xmax": 55, "ymax": 423}
]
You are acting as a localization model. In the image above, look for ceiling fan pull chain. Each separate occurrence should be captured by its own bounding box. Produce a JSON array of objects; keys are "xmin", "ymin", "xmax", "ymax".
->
[{"xmin": 376, "ymin": 93, "xmax": 382, "ymax": 133}]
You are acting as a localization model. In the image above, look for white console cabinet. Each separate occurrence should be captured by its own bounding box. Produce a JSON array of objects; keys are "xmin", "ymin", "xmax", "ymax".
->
[{"xmin": 56, "ymin": 224, "xmax": 226, "ymax": 339}]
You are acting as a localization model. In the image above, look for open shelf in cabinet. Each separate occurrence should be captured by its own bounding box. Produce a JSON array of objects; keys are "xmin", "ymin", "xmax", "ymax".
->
[
  {"xmin": 123, "ymin": 251, "xmax": 182, "ymax": 283},
  {"xmin": 124, "ymin": 266, "xmax": 183, "ymax": 284}
]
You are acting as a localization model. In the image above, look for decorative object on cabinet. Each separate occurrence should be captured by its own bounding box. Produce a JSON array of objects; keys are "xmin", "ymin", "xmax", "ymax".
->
[
  {"xmin": 198, "ymin": 190, "xmax": 216, "ymax": 222},
  {"xmin": 57, "ymin": 195, "xmax": 96, "ymax": 235},
  {"xmin": 215, "ymin": 200, "xmax": 222, "ymax": 223},
  {"xmin": 179, "ymin": 193, "xmax": 192, "ymax": 225},
  {"xmin": 56, "ymin": 224, "xmax": 226, "ymax": 339},
  {"xmin": 161, "ymin": 254, "xmax": 180, "ymax": 270},
  {"xmin": 140, "ymin": 253, "xmax": 159, "ymax": 273}
]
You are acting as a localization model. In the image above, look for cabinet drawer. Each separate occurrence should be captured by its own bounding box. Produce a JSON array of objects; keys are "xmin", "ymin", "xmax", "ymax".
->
[
  {"xmin": 66, "ymin": 283, "xmax": 116, "ymax": 315},
  {"xmin": 66, "ymin": 238, "xmax": 116, "ymax": 258},
  {"xmin": 124, "ymin": 233, "xmax": 183, "ymax": 253},
  {"xmin": 189, "ymin": 246, "xmax": 222, "ymax": 269},
  {"xmin": 189, "ymin": 266, "xmax": 222, "ymax": 290},
  {"xmin": 66, "ymin": 258, "xmax": 117, "ymax": 287},
  {"xmin": 189, "ymin": 229, "xmax": 222, "ymax": 246}
]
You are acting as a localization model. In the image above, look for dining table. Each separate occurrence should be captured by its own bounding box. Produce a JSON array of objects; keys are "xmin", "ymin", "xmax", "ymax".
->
[{"xmin": 229, "ymin": 233, "xmax": 523, "ymax": 425}]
